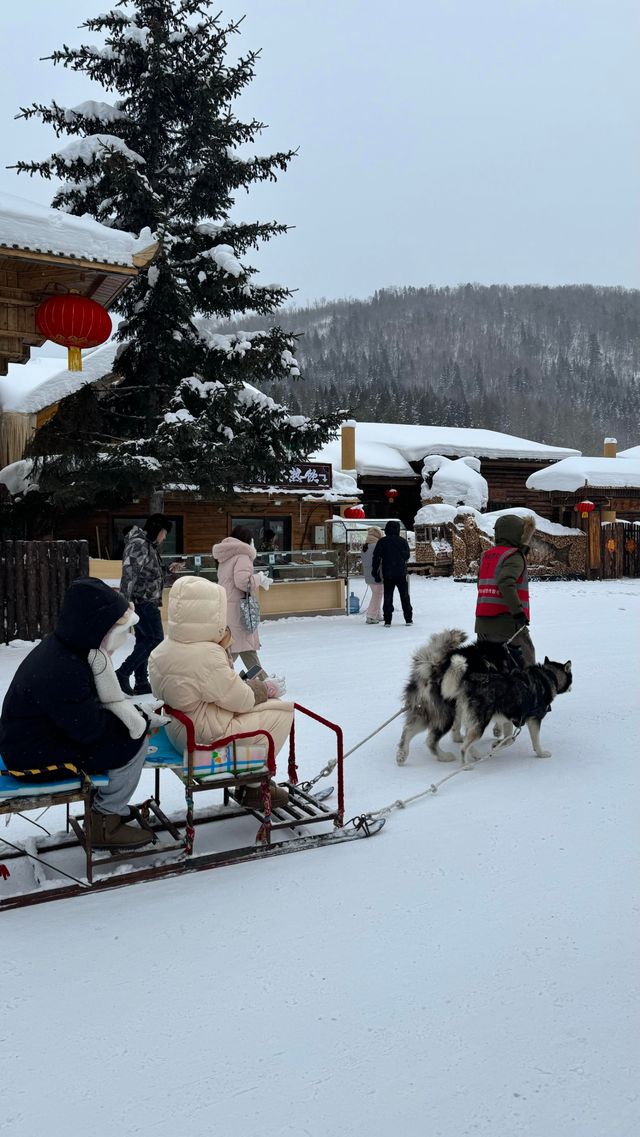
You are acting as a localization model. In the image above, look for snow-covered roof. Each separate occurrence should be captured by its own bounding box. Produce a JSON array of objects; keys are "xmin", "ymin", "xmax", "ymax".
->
[
  {"xmin": 311, "ymin": 422, "xmax": 579, "ymax": 479},
  {"xmin": 527, "ymin": 457, "xmax": 640, "ymax": 493},
  {"xmin": 618, "ymin": 445, "xmax": 640, "ymax": 459},
  {"xmin": 0, "ymin": 191, "xmax": 154, "ymax": 268},
  {"xmin": 0, "ymin": 342, "xmax": 118, "ymax": 414}
]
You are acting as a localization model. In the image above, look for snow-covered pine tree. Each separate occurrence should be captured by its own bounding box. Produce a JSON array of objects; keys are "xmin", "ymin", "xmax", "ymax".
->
[{"xmin": 14, "ymin": 0, "xmax": 344, "ymax": 506}]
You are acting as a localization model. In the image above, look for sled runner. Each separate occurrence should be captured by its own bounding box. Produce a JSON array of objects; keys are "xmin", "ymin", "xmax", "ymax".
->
[{"xmin": 0, "ymin": 703, "xmax": 384, "ymax": 911}]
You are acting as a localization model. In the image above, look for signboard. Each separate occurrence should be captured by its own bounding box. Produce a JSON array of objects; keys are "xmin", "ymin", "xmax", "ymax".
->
[{"xmin": 255, "ymin": 462, "xmax": 333, "ymax": 490}]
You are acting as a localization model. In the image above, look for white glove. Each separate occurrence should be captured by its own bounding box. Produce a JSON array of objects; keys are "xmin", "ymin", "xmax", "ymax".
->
[
  {"xmin": 256, "ymin": 571, "xmax": 272, "ymax": 591},
  {"xmin": 266, "ymin": 674, "xmax": 286, "ymax": 698}
]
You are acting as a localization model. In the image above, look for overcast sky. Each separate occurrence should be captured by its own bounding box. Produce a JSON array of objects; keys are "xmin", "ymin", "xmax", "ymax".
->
[{"xmin": 0, "ymin": 0, "xmax": 638, "ymax": 305}]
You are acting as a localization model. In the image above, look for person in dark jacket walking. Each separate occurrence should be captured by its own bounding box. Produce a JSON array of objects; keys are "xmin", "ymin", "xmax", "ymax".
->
[
  {"xmin": 0, "ymin": 578, "xmax": 152, "ymax": 849},
  {"xmin": 116, "ymin": 514, "xmax": 173, "ymax": 695},
  {"xmin": 475, "ymin": 513, "xmax": 536, "ymax": 667},
  {"xmin": 372, "ymin": 519, "xmax": 413, "ymax": 626}
]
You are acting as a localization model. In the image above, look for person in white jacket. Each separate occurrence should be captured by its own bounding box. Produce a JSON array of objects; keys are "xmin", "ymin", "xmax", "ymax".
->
[
  {"xmin": 360, "ymin": 526, "xmax": 384, "ymax": 623},
  {"xmin": 149, "ymin": 576, "xmax": 293, "ymax": 807}
]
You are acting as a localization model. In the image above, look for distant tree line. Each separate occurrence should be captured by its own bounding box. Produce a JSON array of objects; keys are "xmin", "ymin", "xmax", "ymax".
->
[{"xmin": 228, "ymin": 284, "xmax": 640, "ymax": 451}]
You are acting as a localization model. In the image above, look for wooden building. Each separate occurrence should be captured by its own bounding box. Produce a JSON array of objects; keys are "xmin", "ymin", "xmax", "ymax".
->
[
  {"xmin": 312, "ymin": 422, "xmax": 580, "ymax": 529},
  {"xmin": 0, "ymin": 192, "xmax": 155, "ymax": 464}
]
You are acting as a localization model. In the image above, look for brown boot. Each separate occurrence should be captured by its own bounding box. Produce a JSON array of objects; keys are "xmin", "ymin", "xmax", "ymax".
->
[
  {"xmin": 88, "ymin": 810, "xmax": 154, "ymax": 850},
  {"xmin": 236, "ymin": 781, "xmax": 289, "ymax": 810}
]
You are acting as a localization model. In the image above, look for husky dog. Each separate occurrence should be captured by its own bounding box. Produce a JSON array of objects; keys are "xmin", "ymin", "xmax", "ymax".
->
[
  {"xmin": 396, "ymin": 630, "xmax": 521, "ymax": 764},
  {"xmin": 442, "ymin": 651, "xmax": 572, "ymax": 764}
]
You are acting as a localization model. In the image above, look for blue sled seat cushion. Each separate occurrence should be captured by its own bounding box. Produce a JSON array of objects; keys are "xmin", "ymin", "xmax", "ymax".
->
[
  {"xmin": 145, "ymin": 726, "xmax": 267, "ymax": 778},
  {"xmin": 0, "ymin": 756, "xmax": 109, "ymax": 799}
]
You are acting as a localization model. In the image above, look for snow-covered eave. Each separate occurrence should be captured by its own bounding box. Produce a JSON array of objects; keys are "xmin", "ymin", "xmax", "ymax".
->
[
  {"xmin": 0, "ymin": 192, "xmax": 158, "ymax": 271},
  {"xmin": 233, "ymin": 484, "xmax": 360, "ymax": 502}
]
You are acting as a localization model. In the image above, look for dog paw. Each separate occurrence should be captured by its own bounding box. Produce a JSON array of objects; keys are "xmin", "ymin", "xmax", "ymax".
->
[
  {"xmin": 535, "ymin": 749, "xmax": 552, "ymax": 759},
  {"xmin": 436, "ymin": 751, "xmax": 457, "ymax": 763},
  {"xmin": 396, "ymin": 751, "xmax": 407, "ymax": 765}
]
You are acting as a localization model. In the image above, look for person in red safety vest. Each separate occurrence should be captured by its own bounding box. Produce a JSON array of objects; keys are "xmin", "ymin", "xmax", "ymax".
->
[{"xmin": 475, "ymin": 513, "xmax": 536, "ymax": 667}]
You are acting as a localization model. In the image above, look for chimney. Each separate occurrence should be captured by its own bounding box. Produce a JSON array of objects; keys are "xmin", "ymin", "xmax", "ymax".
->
[
  {"xmin": 341, "ymin": 421, "xmax": 356, "ymax": 472},
  {"xmin": 603, "ymin": 437, "xmax": 617, "ymax": 458}
]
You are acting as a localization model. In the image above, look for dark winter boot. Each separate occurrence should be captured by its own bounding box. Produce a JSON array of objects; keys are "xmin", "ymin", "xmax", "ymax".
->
[
  {"xmin": 115, "ymin": 666, "xmax": 132, "ymax": 695},
  {"xmin": 236, "ymin": 781, "xmax": 289, "ymax": 810},
  {"xmin": 88, "ymin": 810, "xmax": 154, "ymax": 850},
  {"xmin": 133, "ymin": 678, "xmax": 152, "ymax": 696}
]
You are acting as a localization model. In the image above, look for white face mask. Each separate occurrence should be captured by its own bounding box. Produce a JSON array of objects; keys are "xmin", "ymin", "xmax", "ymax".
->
[{"xmin": 102, "ymin": 608, "xmax": 139, "ymax": 654}]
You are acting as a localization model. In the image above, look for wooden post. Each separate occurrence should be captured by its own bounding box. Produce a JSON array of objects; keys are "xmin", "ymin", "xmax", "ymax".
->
[
  {"xmin": 588, "ymin": 512, "xmax": 601, "ymax": 579},
  {"xmin": 14, "ymin": 540, "xmax": 27, "ymax": 640},
  {"xmin": 56, "ymin": 542, "xmax": 66, "ymax": 616},
  {"xmin": 38, "ymin": 542, "xmax": 51, "ymax": 636},
  {"xmin": 5, "ymin": 540, "xmax": 16, "ymax": 644},
  {"xmin": 26, "ymin": 542, "xmax": 38, "ymax": 640},
  {"xmin": 0, "ymin": 541, "xmax": 5, "ymax": 645}
]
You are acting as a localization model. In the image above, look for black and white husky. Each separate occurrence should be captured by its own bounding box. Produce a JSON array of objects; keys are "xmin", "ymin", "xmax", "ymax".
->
[{"xmin": 396, "ymin": 629, "xmax": 572, "ymax": 765}]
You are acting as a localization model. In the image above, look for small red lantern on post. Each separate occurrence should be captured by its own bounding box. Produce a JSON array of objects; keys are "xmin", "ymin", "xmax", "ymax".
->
[
  {"xmin": 575, "ymin": 500, "xmax": 596, "ymax": 520},
  {"xmin": 36, "ymin": 293, "xmax": 112, "ymax": 372},
  {"xmin": 385, "ymin": 487, "xmax": 399, "ymax": 504},
  {"xmin": 344, "ymin": 505, "xmax": 365, "ymax": 519}
]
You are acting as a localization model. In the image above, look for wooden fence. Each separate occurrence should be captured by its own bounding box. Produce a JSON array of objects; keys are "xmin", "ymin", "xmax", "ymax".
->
[
  {"xmin": 600, "ymin": 522, "xmax": 640, "ymax": 579},
  {"xmin": 0, "ymin": 540, "xmax": 89, "ymax": 644}
]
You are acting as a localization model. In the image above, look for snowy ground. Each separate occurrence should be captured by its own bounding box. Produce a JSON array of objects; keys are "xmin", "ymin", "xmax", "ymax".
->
[{"xmin": 1, "ymin": 576, "xmax": 639, "ymax": 1137}]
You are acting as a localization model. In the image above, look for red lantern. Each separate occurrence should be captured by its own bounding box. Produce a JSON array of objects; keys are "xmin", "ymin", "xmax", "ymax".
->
[
  {"xmin": 344, "ymin": 505, "xmax": 365, "ymax": 519},
  {"xmin": 36, "ymin": 293, "xmax": 112, "ymax": 372},
  {"xmin": 385, "ymin": 487, "xmax": 399, "ymax": 503},
  {"xmin": 575, "ymin": 500, "xmax": 596, "ymax": 520}
]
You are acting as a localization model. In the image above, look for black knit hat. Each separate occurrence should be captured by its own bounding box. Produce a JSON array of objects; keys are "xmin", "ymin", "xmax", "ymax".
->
[{"xmin": 145, "ymin": 514, "xmax": 173, "ymax": 542}]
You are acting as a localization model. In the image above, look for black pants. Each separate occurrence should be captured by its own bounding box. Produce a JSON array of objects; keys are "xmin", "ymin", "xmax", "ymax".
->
[
  {"xmin": 119, "ymin": 600, "xmax": 164, "ymax": 682},
  {"xmin": 382, "ymin": 576, "xmax": 412, "ymax": 624}
]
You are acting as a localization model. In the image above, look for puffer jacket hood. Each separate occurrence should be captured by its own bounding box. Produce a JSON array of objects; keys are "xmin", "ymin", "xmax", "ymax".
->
[
  {"xmin": 56, "ymin": 578, "xmax": 129, "ymax": 652},
  {"xmin": 212, "ymin": 536, "xmax": 255, "ymax": 563},
  {"xmin": 384, "ymin": 520, "xmax": 401, "ymax": 537},
  {"xmin": 167, "ymin": 575, "xmax": 227, "ymax": 644},
  {"xmin": 494, "ymin": 513, "xmax": 536, "ymax": 550}
]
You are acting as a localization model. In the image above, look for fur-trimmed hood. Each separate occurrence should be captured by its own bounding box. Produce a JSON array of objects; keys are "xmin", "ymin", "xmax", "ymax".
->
[{"xmin": 494, "ymin": 513, "xmax": 536, "ymax": 551}]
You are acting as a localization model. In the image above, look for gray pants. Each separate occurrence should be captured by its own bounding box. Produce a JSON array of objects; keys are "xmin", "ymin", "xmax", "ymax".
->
[
  {"xmin": 93, "ymin": 737, "xmax": 149, "ymax": 815},
  {"xmin": 231, "ymin": 650, "xmax": 267, "ymax": 680},
  {"xmin": 477, "ymin": 628, "xmax": 536, "ymax": 668}
]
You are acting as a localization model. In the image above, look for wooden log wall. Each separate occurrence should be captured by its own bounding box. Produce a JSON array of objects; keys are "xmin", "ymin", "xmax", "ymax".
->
[
  {"xmin": 0, "ymin": 540, "xmax": 89, "ymax": 644},
  {"xmin": 54, "ymin": 497, "xmax": 336, "ymax": 556}
]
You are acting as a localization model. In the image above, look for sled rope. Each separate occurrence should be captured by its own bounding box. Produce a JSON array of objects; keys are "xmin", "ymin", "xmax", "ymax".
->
[
  {"xmin": 300, "ymin": 708, "xmax": 404, "ymax": 791},
  {"xmin": 365, "ymin": 727, "xmax": 523, "ymax": 820}
]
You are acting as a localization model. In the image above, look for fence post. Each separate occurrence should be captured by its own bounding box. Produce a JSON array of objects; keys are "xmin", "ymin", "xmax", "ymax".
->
[{"xmin": 14, "ymin": 540, "xmax": 28, "ymax": 640}]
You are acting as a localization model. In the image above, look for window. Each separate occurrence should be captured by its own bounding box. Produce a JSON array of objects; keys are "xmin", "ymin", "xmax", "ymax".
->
[
  {"xmin": 112, "ymin": 516, "xmax": 183, "ymax": 557},
  {"xmin": 230, "ymin": 515, "xmax": 291, "ymax": 552}
]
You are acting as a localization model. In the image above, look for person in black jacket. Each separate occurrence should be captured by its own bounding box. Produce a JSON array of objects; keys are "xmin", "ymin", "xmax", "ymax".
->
[
  {"xmin": 0, "ymin": 578, "xmax": 151, "ymax": 849},
  {"xmin": 372, "ymin": 520, "xmax": 413, "ymax": 626}
]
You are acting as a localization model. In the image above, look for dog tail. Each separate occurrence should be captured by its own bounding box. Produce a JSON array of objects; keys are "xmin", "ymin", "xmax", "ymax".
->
[
  {"xmin": 411, "ymin": 628, "xmax": 467, "ymax": 678},
  {"xmin": 441, "ymin": 653, "xmax": 468, "ymax": 701}
]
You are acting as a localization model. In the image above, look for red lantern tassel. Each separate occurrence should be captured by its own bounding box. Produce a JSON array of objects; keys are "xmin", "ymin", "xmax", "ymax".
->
[{"xmin": 67, "ymin": 346, "xmax": 83, "ymax": 371}]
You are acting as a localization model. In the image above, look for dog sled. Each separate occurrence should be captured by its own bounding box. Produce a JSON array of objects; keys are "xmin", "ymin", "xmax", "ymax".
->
[{"xmin": 0, "ymin": 703, "xmax": 384, "ymax": 912}]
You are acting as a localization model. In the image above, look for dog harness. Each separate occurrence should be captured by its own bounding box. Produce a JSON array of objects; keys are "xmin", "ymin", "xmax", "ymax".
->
[{"xmin": 476, "ymin": 546, "xmax": 530, "ymax": 620}]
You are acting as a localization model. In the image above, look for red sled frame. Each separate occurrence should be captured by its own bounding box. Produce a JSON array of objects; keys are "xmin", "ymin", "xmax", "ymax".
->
[{"xmin": 0, "ymin": 702, "xmax": 351, "ymax": 910}]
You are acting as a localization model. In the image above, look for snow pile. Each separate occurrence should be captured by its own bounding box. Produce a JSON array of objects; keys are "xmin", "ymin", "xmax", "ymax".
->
[
  {"xmin": 0, "ymin": 191, "xmax": 146, "ymax": 267},
  {"xmin": 53, "ymin": 134, "xmax": 145, "ymax": 167},
  {"xmin": 527, "ymin": 456, "xmax": 640, "ymax": 492},
  {"xmin": 414, "ymin": 502, "xmax": 459, "ymax": 526},
  {"xmin": 0, "ymin": 458, "xmax": 36, "ymax": 496},
  {"xmin": 421, "ymin": 454, "xmax": 489, "ymax": 510},
  {"xmin": 618, "ymin": 444, "xmax": 640, "ymax": 459}
]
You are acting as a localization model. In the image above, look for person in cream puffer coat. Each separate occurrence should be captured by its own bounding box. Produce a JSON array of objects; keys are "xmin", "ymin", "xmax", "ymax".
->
[{"xmin": 148, "ymin": 576, "xmax": 294, "ymax": 768}]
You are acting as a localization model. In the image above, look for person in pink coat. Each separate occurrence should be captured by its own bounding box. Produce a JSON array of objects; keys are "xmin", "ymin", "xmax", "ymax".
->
[{"xmin": 212, "ymin": 525, "xmax": 272, "ymax": 679}]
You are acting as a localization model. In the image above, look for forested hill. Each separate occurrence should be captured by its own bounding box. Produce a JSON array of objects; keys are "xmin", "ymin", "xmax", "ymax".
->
[{"xmin": 233, "ymin": 285, "xmax": 640, "ymax": 453}]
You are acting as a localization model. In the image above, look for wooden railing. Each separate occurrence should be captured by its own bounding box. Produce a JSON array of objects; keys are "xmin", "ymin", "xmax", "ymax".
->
[{"xmin": 0, "ymin": 540, "xmax": 89, "ymax": 644}]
